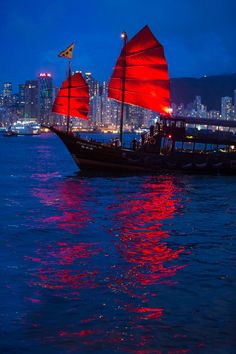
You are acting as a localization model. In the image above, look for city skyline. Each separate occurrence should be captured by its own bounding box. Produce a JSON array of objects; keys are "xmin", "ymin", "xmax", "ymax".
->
[
  {"xmin": 0, "ymin": 71, "xmax": 235, "ymax": 130},
  {"xmin": 1, "ymin": 0, "xmax": 236, "ymax": 88}
]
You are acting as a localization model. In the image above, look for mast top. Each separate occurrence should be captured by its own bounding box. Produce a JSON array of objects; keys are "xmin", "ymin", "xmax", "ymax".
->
[{"xmin": 121, "ymin": 31, "xmax": 128, "ymax": 41}]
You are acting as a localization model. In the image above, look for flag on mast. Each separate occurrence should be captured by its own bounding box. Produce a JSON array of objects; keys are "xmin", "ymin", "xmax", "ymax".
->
[{"xmin": 58, "ymin": 42, "xmax": 75, "ymax": 59}]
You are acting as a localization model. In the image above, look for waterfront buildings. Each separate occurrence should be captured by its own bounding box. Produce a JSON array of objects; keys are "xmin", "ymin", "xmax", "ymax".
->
[
  {"xmin": 0, "ymin": 73, "xmax": 235, "ymax": 129},
  {"xmin": 172, "ymin": 93, "xmax": 235, "ymax": 122},
  {"xmin": 0, "ymin": 74, "xmax": 56, "ymax": 126},
  {"xmin": 83, "ymin": 77, "xmax": 156, "ymax": 130}
]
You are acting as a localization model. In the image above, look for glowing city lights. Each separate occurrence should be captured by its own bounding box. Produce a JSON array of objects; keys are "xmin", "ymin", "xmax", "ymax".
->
[{"xmin": 39, "ymin": 73, "xmax": 52, "ymax": 77}]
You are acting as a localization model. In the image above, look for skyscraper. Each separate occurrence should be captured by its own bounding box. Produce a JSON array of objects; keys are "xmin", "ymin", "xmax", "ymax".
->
[
  {"xmin": 193, "ymin": 96, "xmax": 201, "ymax": 112},
  {"xmin": 83, "ymin": 72, "xmax": 101, "ymax": 124},
  {"xmin": 97, "ymin": 81, "xmax": 121, "ymax": 127},
  {"xmin": 221, "ymin": 96, "xmax": 233, "ymax": 120},
  {"xmin": 24, "ymin": 80, "xmax": 40, "ymax": 120},
  {"xmin": 84, "ymin": 72, "xmax": 100, "ymax": 98},
  {"xmin": 234, "ymin": 90, "xmax": 236, "ymax": 119},
  {"xmin": 38, "ymin": 73, "xmax": 54, "ymax": 124},
  {"xmin": 2, "ymin": 82, "xmax": 13, "ymax": 107},
  {"xmin": 18, "ymin": 84, "xmax": 26, "ymax": 117},
  {"xmin": 0, "ymin": 94, "xmax": 4, "ymax": 107},
  {"xmin": 3, "ymin": 82, "xmax": 12, "ymax": 97}
]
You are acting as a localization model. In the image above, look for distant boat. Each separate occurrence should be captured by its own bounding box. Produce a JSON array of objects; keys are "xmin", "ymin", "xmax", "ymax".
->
[
  {"xmin": 3, "ymin": 130, "xmax": 18, "ymax": 137},
  {"xmin": 9, "ymin": 121, "xmax": 41, "ymax": 135},
  {"xmin": 49, "ymin": 25, "xmax": 236, "ymax": 175},
  {"xmin": 0, "ymin": 127, "xmax": 7, "ymax": 134}
]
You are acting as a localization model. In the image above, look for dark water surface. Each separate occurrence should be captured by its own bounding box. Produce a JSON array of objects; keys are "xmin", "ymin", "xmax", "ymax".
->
[{"xmin": 0, "ymin": 133, "xmax": 235, "ymax": 353}]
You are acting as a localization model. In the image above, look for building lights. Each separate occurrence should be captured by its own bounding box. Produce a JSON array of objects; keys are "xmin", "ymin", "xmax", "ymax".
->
[{"xmin": 39, "ymin": 73, "xmax": 52, "ymax": 78}]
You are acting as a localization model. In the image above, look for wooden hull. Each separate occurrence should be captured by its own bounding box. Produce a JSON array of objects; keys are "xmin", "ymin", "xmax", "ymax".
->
[{"xmin": 53, "ymin": 129, "xmax": 236, "ymax": 175}]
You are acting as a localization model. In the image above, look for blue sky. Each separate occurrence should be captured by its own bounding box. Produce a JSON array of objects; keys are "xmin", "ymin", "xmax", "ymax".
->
[{"xmin": 1, "ymin": 0, "xmax": 236, "ymax": 89}]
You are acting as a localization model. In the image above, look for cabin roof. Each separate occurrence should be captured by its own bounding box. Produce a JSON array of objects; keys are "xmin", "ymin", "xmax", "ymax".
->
[{"xmin": 161, "ymin": 116, "xmax": 236, "ymax": 128}]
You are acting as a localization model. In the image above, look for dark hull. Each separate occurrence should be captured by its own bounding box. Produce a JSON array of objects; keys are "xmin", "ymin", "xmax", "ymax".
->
[
  {"xmin": 3, "ymin": 131, "xmax": 18, "ymax": 137},
  {"xmin": 53, "ymin": 129, "xmax": 236, "ymax": 175}
]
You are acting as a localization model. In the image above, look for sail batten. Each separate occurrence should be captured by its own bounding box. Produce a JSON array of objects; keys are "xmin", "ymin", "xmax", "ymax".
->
[
  {"xmin": 52, "ymin": 72, "xmax": 89, "ymax": 120},
  {"xmin": 108, "ymin": 25, "xmax": 170, "ymax": 115},
  {"xmin": 123, "ymin": 45, "xmax": 163, "ymax": 58}
]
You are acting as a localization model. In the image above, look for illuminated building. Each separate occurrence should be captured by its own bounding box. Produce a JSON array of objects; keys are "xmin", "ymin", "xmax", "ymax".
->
[
  {"xmin": 84, "ymin": 72, "xmax": 100, "ymax": 98},
  {"xmin": 193, "ymin": 95, "xmax": 201, "ymax": 111},
  {"xmin": 234, "ymin": 90, "xmax": 236, "ymax": 119},
  {"xmin": 0, "ymin": 94, "xmax": 4, "ymax": 107},
  {"xmin": 38, "ymin": 73, "xmax": 54, "ymax": 124},
  {"xmin": 208, "ymin": 110, "xmax": 221, "ymax": 119},
  {"xmin": 3, "ymin": 82, "xmax": 12, "ymax": 97},
  {"xmin": 127, "ymin": 105, "xmax": 144, "ymax": 128},
  {"xmin": 24, "ymin": 80, "xmax": 40, "ymax": 120},
  {"xmin": 90, "ymin": 95, "xmax": 103, "ymax": 126},
  {"xmin": 192, "ymin": 96, "xmax": 207, "ymax": 118},
  {"xmin": 99, "ymin": 82, "xmax": 122, "ymax": 127},
  {"xmin": 143, "ymin": 108, "xmax": 156, "ymax": 127},
  {"xmin": 18, "ymin": 84, "xmax": 26, "ymax": 117},
  {"xmin": 2, "ymin": 82, "xmax": 13, "ymax": 107},
  {"xmin": 221, "ymin": 96, "xmax": 233, "ymax": 120},
  {"xmin": 171, "ymin": 102, "xmax": 185, "ymax": 117}
]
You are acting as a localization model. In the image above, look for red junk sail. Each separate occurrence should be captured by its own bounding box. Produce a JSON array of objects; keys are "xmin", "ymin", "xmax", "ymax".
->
[
  {"xmin": 108, "ymin": 25, "xmax": 170, "ymax": 115},
  {"xmin": 52, "ymin": 72, "xmax": 89, "ymax": 120}
]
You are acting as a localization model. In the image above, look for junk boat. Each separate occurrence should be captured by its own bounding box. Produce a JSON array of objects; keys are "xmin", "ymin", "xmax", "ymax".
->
[{"xmin": 49, "ymin": 26, "xmax": 236, "ymax": 174}]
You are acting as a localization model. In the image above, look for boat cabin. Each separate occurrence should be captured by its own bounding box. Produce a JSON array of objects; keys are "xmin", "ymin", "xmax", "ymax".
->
[{"xmin": 141, "ymin": 116, "xmax": 236, "ymax": 155}]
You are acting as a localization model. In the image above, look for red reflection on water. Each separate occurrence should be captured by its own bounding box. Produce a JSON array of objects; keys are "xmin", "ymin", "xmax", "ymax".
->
[
  {"xmin": 109, "ymin": 177, "xmax": 186, "ymax": 304},
  {"xmin": 32, "ymin": 178, "xmax": 93, "ymax": 233},
  {"xmin": 36, "ymin": 268, "xmax": 98, "ymax": 291},
  {"xmin": 94, "ymin": 177, "xmax": 189, "ymax": 352},
  {"xmin": 24, "ymin": 297, "xmax": 42, "ymax": 304},
  {"xmin": 27, "ymin": 174, "xmax": 191, "ymax": 352},
  {"xmin": 31, "ymin": 172, "xmax": 60, "ymax": 182},
  {"xmin": 52, "ymin": 177, "xmax": 188, "ymax": 351},
  {"xmin": 59, "ymin": 329, "xmax": 95, "ymax": 337},
  {"xmin": 168, "ymin": 350, "xmax": 191, "ymax": 354},
  {"xmin": 28, "ymin": 177, "xmax": 100, "ymax": 298},
  {"xmin": 128, "ymin": 307, "xmax": 163, "ymax": 320},
  {"xmin": 26, "ymin": 240, "xmax": 99, "ymax": 297},
  {"xmin": 134, "ymin": 351, "xmax": 161, "ymax": 354},
  {"xmin": 27, "ymin": 242, "xmax": 98, "ymax": 265}
]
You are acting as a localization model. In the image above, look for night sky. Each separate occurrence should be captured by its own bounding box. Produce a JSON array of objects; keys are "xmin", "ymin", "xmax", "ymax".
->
[{"xmin": 1, "ymin": 0, "xmax": 236, "ymax": 89}]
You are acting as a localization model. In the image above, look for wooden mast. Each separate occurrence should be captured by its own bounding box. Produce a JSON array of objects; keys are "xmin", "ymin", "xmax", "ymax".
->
[
  {"xmin": 119, "ymin": 32, "xmax": 127, "ymax": 146},
  {"xmin": 66, "ymin": 61, "xmax": 72, "ymax": 133}
]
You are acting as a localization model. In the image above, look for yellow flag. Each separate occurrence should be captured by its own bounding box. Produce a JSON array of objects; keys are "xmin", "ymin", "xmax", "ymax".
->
[{"xmin": 58, "ymin": 42, "xmax": 75, "ymax": 59}]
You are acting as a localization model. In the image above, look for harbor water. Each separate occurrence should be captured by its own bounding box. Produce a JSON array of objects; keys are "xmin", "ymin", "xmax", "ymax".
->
[{"xmin": 0, "ymin": 133, "xmax": 235, "ymax": 353}]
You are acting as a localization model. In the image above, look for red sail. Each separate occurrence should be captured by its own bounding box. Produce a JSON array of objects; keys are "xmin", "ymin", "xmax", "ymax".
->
[
  {"xmin": 52, "ymin": 72, "xmax": 89, "ymax": 120},
  {"xmin": 108, "ymin": 25, "xmax": 170, "ymax": 115}
]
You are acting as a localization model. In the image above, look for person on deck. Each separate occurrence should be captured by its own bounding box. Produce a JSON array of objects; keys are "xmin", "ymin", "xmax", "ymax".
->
[
  {"xmin": 150, "ymin": 125, "xmax": 154, "ymax": 136},
  {"xmin": 132, "ymin": 138, "xmax": 138, "ymax": 150}
]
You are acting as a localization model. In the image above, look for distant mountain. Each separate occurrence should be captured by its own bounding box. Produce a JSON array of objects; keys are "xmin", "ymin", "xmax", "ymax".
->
[{"xmin": 170, "ymin": 73, "xmax": 236, "ymax": 111}]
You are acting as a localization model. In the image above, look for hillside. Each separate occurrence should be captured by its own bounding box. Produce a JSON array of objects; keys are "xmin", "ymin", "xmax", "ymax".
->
[{"xmin": 170, "ymin": 73, "xmax": 236, "ymax": 110}]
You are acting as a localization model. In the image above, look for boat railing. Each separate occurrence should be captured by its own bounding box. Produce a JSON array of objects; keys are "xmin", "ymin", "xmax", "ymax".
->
[
  {"xmin": 76, "ymin": 134, "xmax": 134, "ymax": 150},
  {"xmin": 139, "ymin": 124, "xmax": 161, "ymax": 145}
]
